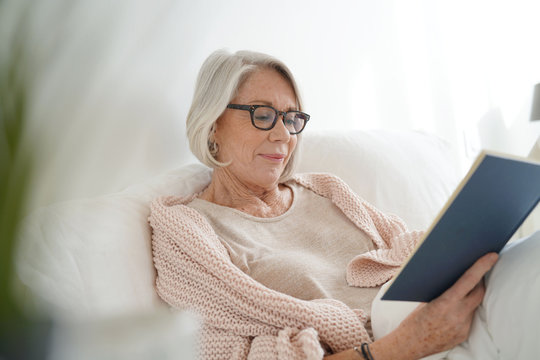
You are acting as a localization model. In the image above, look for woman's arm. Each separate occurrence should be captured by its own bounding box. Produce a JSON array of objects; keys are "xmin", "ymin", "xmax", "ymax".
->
[{"xmin": 325, "ymin": 252, "xmax": 498, "ymax": 360}]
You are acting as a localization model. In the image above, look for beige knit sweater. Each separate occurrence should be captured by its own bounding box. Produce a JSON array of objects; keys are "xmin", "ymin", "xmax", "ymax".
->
[{"xmin": 149, "ymin": 173, "xmax": 423, "ymax": 359}]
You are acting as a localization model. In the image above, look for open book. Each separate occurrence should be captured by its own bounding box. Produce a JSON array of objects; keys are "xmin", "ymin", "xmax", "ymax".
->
[{"xmin": 381, "ymin": 151, "xmax": 540, "ymax": 302}]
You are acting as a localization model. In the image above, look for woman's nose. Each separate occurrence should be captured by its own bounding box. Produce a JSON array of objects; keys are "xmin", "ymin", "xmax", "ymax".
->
[{"xmin": 268, "ymin": 114, "xmax": 292, "ymax": 141}]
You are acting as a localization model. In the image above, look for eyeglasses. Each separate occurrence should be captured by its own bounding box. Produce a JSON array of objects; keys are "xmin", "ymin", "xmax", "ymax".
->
[{"xmin": 226, "ymin": 104, "xmax": 310, "ymax": 134}]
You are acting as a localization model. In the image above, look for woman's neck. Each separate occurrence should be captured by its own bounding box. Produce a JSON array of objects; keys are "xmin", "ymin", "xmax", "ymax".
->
[{"xmin": 198, "ymin": 169, "xmax": 293, "ymax": 218}]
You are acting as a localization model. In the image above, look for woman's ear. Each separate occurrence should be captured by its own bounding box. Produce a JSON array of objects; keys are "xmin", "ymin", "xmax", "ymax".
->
[
  {"xmin": 208, "ymin": 122, "xmax": 220, "ymax": 158},
  {"xmin": 211, "ymin": 118, "xmax": 223, "ymax": 144}
]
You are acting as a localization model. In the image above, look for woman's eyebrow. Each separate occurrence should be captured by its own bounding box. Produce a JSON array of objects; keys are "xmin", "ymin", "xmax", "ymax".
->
[
  {"xmin": 247, "ymin": 100, "xmax": 298, "ymax": 111},
  {"xmin": 247, "ymin": 100, "xmax": 272, "ymax": 105}
]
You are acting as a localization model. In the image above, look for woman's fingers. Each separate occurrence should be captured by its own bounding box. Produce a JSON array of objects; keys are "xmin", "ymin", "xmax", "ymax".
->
[
  {"xmin": 441, "ymin": 252, "xmax": 498, "ymax": 301},
  {"xmin": 463, "ymin": 280, "xmax": 486, "ymax": 309}
]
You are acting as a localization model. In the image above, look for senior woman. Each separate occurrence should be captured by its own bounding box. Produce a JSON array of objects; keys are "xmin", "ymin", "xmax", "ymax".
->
[{"xmin": 149, "ymin": 50, "xmax": 497, "ymax": 360}]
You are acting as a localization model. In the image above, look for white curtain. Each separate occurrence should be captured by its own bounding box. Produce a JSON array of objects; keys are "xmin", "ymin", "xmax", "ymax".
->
[{"xmin": 1, "ymin": 0, "xmax": 539, "ymax": 208}]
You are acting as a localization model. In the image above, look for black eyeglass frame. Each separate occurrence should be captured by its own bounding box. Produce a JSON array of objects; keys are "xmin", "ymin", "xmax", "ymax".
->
[{"xmin": 226, "ymin": 104, "xmax": 310, "ymax": 134}]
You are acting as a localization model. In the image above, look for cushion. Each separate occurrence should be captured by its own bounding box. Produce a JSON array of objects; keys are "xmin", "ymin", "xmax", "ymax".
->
[
  {"xmin": 16, "ymin": 164, "xmax": 212, "ymax": 319},
  {"xmin": 298, "ymin": 129, "xmax": 458, "ymax": 230},
  {"xmin": 16, "ymin": 130, "xmax": 458, "ymax": 317}
]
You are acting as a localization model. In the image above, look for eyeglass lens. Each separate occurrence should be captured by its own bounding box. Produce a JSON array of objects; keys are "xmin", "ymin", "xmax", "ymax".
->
[{"xmin": 253, "ymin": 106, "xmax": 307, "ymax": 133}]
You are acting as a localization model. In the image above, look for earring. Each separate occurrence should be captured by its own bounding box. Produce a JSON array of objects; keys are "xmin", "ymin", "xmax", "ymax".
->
[{"xmin": 208, "ymin": 140, "xmax": 219, "ymax": 157}]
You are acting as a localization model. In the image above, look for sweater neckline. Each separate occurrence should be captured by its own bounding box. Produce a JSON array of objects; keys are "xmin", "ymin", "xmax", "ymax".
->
[{"xmin": 189, "ymin": 182, "xmax": 299, "ymax": 223}]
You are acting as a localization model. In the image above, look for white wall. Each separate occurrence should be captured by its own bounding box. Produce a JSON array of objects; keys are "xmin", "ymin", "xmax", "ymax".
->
[{"xmin": 1, "ymin": 0, "xmax": 539, "ymax": 208}]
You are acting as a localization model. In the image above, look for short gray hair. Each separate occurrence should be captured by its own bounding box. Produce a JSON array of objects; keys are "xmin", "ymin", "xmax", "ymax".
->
[{"xmin": 186, "ymin": 49, "xmax": 304, "ymax": 182}]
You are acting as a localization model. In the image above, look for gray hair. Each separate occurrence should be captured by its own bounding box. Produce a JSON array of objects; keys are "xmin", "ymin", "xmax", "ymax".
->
[{"xmin": 186, "ymin": 49, "xmax": 304, "ymax": 182}]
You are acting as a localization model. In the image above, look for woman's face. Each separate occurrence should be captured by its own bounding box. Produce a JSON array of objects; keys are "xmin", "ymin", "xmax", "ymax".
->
[{"xmin": 214, "ymin": 67, "xmax": 298, "ymax": 191}]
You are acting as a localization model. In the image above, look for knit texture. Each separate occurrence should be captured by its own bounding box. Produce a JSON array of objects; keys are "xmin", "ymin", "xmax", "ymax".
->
[{"xmin": 149, "ymin": 173, "xmax": 423, "ymax": 359}]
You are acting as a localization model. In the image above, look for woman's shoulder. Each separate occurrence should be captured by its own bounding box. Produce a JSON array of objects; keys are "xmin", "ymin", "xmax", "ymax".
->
[
  {"xmin": 290, "ymin": 172, "xmax": 352, "ymax": 197},
  {"xmin": 149, "ymin": 190, "xmax": 204, "ymax": 216},
  {"xmin": 150, "ymin": 194, "xmax": 192, "ymax": 209},
  {"xmin": 292, "ymin": 171, "xmax": 342, "ymax": 180},
  {"xmin": 149, "ymin": 194, "xmax": 231, "ymax": 260},
  {"xmin": 149, "ymin": 194, "xmax": 210, "ymax": 232}
]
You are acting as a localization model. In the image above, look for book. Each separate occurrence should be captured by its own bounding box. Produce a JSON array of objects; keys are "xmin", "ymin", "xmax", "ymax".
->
[{"xmin": 381, "ymin": 151, "xmax": 540, "ymax": 302}]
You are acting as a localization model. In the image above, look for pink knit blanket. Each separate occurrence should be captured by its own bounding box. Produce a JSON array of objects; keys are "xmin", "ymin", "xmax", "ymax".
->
[{"xmin": 149, "ymin": 173, "xmax": 423, "ymax": 359}]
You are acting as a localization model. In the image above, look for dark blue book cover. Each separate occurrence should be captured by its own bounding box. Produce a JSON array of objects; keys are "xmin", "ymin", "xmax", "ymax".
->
[{"xmin": 382, "ymin": 151, "xmax": 540, "ymax": 302}]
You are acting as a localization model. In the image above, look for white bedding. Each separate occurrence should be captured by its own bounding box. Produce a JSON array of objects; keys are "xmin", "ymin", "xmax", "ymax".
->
[{"xmin": 371, "ymin": 231, "xmax": 540, "ymax": 359}]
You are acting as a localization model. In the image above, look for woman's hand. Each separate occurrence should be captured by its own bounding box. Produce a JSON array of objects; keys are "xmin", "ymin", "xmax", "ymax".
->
[{"xmin": 369, "ymin": 252, "xmax": 499, "ymax": 360}]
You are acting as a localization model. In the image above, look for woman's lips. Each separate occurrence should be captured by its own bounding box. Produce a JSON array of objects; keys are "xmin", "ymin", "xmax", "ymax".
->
[{"xmin": 260, "ymin": 154, "xmax": 286, "ymax": 162}]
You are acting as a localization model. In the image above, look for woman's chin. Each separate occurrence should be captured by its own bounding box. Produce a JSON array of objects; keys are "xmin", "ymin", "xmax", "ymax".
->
[{"xmin": 250, "ymin": 171, "xmax": 283, "ymax": 189}]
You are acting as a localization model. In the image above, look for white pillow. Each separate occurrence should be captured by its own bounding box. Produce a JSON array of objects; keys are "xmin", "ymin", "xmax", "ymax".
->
[
  {"xmin": 16, "ymin": 130, "xmax": 458, "ymax": 317},
  {"xmin": 298, "ymin": 129, "xmax": 458, "ymax": 230},
  {"xmin": 16, "ymin": 164, "xmax": 212, "ymax": 319}
]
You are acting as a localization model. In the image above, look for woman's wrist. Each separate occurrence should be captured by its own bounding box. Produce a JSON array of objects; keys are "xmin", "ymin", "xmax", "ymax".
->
[
  {"xmin": 368, "ymin": 329, "xmax": 421, "ymax": 360},
  {"xmin": 323, "ymin": 327, "xmax": 422, "ymax": 360},
  {"xmin": 353, "ymin": 343, "xmax": 374, "ymax": 359}
]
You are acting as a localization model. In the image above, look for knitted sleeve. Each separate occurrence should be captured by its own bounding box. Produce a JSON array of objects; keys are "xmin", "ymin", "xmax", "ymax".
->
[
  {"xmin": 343, "ymin": 185, "xmax": 424, "ymax": 287},
  {"xmin": 248, "ymin": 327, "xmax": 324, "ymax": 359},
  {"xmin": 198, "ymin": 325, "xmax": 324, "ymax": 360}
]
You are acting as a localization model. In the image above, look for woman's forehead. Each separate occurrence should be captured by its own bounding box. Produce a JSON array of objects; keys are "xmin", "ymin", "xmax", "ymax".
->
[{"xmin": 234, "ymin": 68, "xmax": 297, "ymax": 106}]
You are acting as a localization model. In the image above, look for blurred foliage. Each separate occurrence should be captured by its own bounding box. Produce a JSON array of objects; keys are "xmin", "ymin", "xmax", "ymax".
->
[
  {"xmin": 0, "ymin": 1, "xmax": 51, "ymax": 358},
  {"xmin": 0, "ymin": 15, "xmax": 30, "ymax": 325}
]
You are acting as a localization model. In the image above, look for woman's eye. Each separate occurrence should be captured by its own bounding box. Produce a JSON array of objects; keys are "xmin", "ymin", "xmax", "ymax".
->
[{"xmin": 254, "ymin": 114, "xmax": 273, "ymax": 122}]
